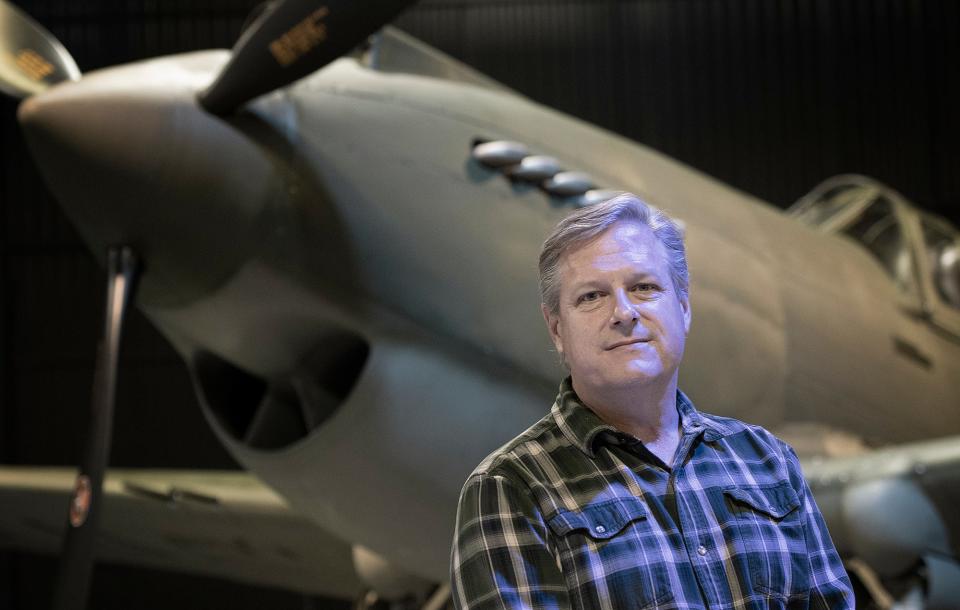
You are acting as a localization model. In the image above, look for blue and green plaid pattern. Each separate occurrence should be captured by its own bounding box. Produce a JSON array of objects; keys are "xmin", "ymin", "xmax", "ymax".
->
[{"xmin": 451, "ymin": 378, "xmax": 853, "ymax": 609}]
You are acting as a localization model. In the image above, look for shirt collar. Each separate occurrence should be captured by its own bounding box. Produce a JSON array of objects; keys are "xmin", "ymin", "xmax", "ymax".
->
[{"xmin": 551, "ymin": 377, "xmax": 734, "ymax": 457}]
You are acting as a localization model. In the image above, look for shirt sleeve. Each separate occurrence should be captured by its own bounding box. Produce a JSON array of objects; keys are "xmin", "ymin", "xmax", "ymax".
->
[
  {"xmin": 780, "ymin": 442, "xmax": 856, "ymax": 609},
  {"xmin": 451, "ymin": 472, "xmax": 571, "ymax": 610}
]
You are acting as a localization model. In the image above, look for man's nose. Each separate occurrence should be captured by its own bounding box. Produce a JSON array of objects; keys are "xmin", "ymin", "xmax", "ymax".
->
[{"xmin": 611, "ymin": 290, "xmax": 639, "ymax": 325}]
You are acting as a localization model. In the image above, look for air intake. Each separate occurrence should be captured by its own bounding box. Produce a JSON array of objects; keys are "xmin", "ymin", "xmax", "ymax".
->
[{"xmin": 194, "ymin": 332, "xmax": 370, "ymax": 450}]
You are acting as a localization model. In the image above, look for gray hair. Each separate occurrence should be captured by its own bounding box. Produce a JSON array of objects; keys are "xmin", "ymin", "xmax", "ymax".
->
[{"xmin": 538, "ymin": 193, "xmax": 689, "ymax": 315}]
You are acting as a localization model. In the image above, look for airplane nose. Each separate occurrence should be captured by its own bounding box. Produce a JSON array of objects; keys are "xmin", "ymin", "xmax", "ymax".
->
[{"xmin": 17, "ymin": 51, "xmax": 282, "ymax": 307}]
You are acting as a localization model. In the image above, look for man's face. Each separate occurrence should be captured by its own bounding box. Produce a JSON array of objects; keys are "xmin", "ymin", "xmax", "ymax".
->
[{"xmin": 543, "ymin": 221, "xmax": 691, "ymax": 396}]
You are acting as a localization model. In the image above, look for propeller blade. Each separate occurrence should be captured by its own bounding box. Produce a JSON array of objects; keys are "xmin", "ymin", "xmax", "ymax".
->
[
  {"xmin": 0, "ymin": 0, "xmax": 79, "ymax": 98},
  {"xmin": 52, "ymin": 246, "xmax": 139, "ymax": 610},
  {"xmin": 198, "ymin": 0, "xmax": 417, "ymax": 115}
]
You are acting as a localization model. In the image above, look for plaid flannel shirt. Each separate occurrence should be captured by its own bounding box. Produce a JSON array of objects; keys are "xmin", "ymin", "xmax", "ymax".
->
[{"xmin": 451, "ymin": 378, "xmax": 853, "ymax": 609}]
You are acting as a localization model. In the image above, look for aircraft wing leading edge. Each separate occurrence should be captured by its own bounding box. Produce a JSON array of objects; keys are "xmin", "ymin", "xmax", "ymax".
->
[
  {"xmin": 0, "ymin": 467, "xmax": 364, "ymax": 599},
  {"xmin": 802, "ymin": 435, "xmax": 960, "ymax": 608}
]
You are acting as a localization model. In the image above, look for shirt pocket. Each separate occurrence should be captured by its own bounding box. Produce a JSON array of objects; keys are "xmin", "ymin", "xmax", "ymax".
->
[
  {"xmin": 723, "ymin": 482, "xmax": 811, "ymax": 601},
  {"xmin": 547, "ymin": 497, "xmax": 674, "ymax": 610}
]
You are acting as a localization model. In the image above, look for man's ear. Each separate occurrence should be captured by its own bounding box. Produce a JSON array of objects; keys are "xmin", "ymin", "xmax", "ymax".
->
[
  {"xmin": 681, "ymin": 294, "xmax": 692, "ymax": 335},
  {"xmin": 541, "ymin": 303, "xmax": 563, "ymax": 354}
]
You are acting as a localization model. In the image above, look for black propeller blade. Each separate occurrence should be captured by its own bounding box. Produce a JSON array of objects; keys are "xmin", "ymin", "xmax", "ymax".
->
[
  {"xmin": 0, "ymin": 0, "xmax": 79, "ymax": 98},
  {"xmin": 198, "ymin": 0, "xmax": 417, "ymax": 115},
  {"xmin": 52, "ymin": 247, "xmax": 139, "ymax": 610}
]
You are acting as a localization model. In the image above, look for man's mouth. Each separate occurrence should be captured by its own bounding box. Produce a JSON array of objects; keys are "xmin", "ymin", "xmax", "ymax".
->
[{"xmin": 606, "ymin": 338, "xmax": 652, "ymax": 350}]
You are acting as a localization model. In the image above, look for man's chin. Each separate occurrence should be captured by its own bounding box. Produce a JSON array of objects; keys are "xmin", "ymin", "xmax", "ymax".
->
[
  {"xmin": 599, "ymin": 365, "xmax": 666, "ymax": 388},
  {"xmin": 612, "ymin": 358, "xmax": 683, "ymax": 386}
]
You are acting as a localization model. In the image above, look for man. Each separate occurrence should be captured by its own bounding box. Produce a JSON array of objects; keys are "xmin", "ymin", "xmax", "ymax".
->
[{"xmin": 450, "ymin": 194, "xmax": 853, "ymax": 609}]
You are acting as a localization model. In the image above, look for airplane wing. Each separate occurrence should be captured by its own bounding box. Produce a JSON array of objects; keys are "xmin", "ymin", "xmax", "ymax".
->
[
  {"xmin": 6, "ymin": 438, "xmax": 959, "ymax": 607},
  {"xmin": 0, "ymin": 467, "xmax": 363, "ymax": 599},
  {"xmin": 799, "ymin": 435, "xmax": 960, "ymax": 608}
]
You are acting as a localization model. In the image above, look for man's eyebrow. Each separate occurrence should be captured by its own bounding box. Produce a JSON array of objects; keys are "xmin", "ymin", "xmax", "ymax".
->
[
  {"xmin": 567, "ymin": 280, "xmax": 605, "ymax": 295},
  {"xmin": 567, "ymin": 271, "xmax": 664, "ymax": 293}
]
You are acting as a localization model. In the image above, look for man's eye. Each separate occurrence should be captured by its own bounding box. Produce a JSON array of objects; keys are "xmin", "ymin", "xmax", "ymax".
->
[
  {"xmin": 577, "ymin": 291, "xmax": 601, "ymax": 304},
  {"xmin": 632, "ymin": 283, "xmax": 659, "ymax": 292}
]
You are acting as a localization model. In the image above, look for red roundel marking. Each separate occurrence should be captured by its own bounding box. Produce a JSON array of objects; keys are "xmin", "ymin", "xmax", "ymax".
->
[{"xmin": 69, "ymin": 475, "xmax": 92, "ymax": 528}]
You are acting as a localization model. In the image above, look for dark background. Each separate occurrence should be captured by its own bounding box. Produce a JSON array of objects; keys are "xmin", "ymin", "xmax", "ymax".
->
[{"xmin": 1, "ymin": 0, "xmax": 957, "ymax": 607}]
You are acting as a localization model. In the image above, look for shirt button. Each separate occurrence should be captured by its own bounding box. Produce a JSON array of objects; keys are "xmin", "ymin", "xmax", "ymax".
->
[
  {"xmin": 697, "ymin": 545, "xmax": 707, "ymax": 556},
  {"xmin": 595, "ymin": 525, "xmax": 606, "ymax": 534}
]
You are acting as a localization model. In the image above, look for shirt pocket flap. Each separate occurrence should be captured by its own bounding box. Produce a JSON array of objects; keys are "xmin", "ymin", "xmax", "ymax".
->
[
  {"xmin": 723, "ymin": 482, "xmax": 800, "ymax": 519},
  {"xmin": 547, "ymin": 497, "xmax": 648, "ymax": 540}
]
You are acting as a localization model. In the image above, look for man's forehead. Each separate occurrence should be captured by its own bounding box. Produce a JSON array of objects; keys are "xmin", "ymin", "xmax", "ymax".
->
[{"xmin": 560, "ymin": 221, "xmax": 667, "ymax": 277}]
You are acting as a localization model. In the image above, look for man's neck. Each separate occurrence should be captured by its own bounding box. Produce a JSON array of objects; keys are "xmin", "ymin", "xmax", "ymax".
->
[{"xmin": 572, "ymin": 374, "xmax": 681, "ymax": 461}]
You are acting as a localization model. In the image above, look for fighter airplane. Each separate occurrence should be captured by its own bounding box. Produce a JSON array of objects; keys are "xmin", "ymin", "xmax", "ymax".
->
[{"xmin": 0, "ymin": 1, "xmax": 958, "ymax": 608}]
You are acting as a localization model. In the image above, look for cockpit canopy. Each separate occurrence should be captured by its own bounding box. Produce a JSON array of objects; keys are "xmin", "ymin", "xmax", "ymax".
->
[
  {"xmin": 790, "ymin": 176, "xmax": 960, "ymax": 315},
  {"xmin": 923, "ymin": 216, "xmax": 960, "ymax": 309}
]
